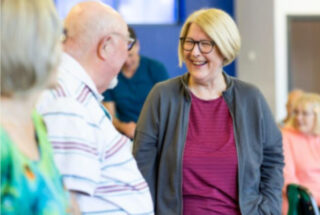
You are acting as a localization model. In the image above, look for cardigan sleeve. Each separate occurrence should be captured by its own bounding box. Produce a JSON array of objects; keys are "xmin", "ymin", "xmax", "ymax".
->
[
  {"xmin": 133, "ymin": 85, "xmax": 161, "ymax": 206},
  {"xmin": 259, "ymin": 93, "xmax": 285, "ymax": 215}
]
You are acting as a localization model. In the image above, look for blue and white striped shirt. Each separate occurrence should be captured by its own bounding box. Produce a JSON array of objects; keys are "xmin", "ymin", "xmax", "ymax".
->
[{"xmin": 37, "ymin": 53, "xmax": 153, "ymax": 215}]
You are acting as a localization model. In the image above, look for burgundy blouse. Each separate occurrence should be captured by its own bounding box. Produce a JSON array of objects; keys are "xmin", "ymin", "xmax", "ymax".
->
[{"xmin": 183, "ymin": 93, "xmax": 241, "ymax": 215}]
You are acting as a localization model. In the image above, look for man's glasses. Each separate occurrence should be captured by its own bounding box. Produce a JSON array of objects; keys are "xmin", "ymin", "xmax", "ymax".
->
[
  {"xmin": 127, "ymin": 37, "xmax": 136, "ymax": 51},
  {"xmin": 61, "ymin": 28, "xmax": 68, "ymax": 43},
  {"xmin": 111, "ymin": 32, "xmax": 136, "ymax": 51},
  {"xmin": 180, "ymin": 37, "xmax": 215, "ymax": 54}
]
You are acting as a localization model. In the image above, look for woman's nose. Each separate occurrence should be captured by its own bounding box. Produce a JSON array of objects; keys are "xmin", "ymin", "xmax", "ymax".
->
[{"xmin": 191, "ymin": 43, "xmax": 201, "ymax": 56}]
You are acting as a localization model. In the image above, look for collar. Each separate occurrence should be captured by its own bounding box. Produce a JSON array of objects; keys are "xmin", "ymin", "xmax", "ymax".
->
[
  {"xmin": 180, "ymin": 71, "xmax": 234, "ymax": 102},
  {"xmin": 59, "ymin": 53, "xmax": 104, "ymax": 102}
]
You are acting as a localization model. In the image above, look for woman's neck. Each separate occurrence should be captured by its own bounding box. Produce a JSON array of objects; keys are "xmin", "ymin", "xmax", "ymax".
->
[
  {"xmin": 188, "ymin": 72, "xmax": 227, "ymax": 100},
  {"xmin": 1, "ymin": 95, "xmax": 36, "ymax": 123},
  {"xmin": 1, "ymin": 94, "xmax": 40, "ymax": 160}
]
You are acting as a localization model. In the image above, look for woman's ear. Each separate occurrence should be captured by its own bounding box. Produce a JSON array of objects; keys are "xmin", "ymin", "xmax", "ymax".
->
[{"xmin": 97, "ymin": 35, "xmax": 111, "ymax": 60}]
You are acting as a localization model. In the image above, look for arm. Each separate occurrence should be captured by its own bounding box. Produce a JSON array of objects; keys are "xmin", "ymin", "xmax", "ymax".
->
[
  {"xmin": 103, "ymin": 101, "xmax": 116, "ymax": 117},
  {"xmin": 282, "ymin": 133, "xmax": 299, "ymax": 186},
  {"xmin": 281, "ymin": 132, "xmax": 299, "ymax": 214},
  {"xmin": 259, "ymin": 96, "xmax": 284, "ymax": 215},
  {"xmin": 103, "ymin": 101, "xmax": 136, "ymax": 139},
  {"xmin": 70, "ymin": 191, "xmax": 81, "ymax": 215},
  {"xmin": 38, "ymin": 98, "xmax": 100, "ymax": 197}
]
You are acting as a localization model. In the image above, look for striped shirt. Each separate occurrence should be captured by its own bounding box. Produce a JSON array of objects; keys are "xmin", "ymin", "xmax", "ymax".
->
[{"xmin": 37, "ymin": 53, "xmax": 153, "ymax": 215}]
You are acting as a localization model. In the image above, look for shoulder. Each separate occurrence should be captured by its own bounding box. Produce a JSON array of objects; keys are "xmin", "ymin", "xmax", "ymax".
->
[
  {"xmin": 143, "ymin": 76, "xmax": 183, "ymax": 108},
  {"xmin": 151, "ymin": 76, "xmax": 181, "ymax": 94},
  {"xmin": 0, "ymin": 128, "xmax": 11, "ymax": 158},
  {"xmin": 228, "ymin": 77, "xmax": 269, "ymax": 110},
  {"xmin": 230, "ymin": 77, "xmax": 263, "ymax": 98},
  {"xmin": 37, "ymin": 89, "xmax": 89, "ymax": 119},
  {"xmin": 225, "ymin": 76, "xmax": 276, "ymax": 122},
  {"xmin": 282, "ymin": 128, "xmax": 303, "ymax": 141},
  {"xmin": 38, "ymin": 71, "xmax": 91, "ymax": 114}
]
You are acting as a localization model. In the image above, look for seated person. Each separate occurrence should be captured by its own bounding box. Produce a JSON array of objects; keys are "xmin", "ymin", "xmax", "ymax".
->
[
  {"xmin": 281, "ymin": 92, "xmax": 320, "ymax": 214},
  {"xmin": 103, "ymin": 26, "xmax": 169, "ymax": 139}
]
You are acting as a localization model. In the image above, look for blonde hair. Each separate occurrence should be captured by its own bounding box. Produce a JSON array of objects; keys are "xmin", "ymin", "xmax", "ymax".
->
[
  {"xmin": 1, "ymin": 0, "xmax": 62, "ymax": 96},
  {"xmin": 286, "ymin": 93, "xmax": 320, "ymax": 135},
  {"xmin": 284, "ymin": 89, "xmax": 304, "ymax": 124},
  {"xmin": 178, "ymin": 8, "xmax": 241, "ymax": 67}
]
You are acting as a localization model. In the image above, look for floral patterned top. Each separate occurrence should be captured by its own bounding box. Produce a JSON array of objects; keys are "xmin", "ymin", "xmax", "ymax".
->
[{"xmin": 1, "ymin": 111, "xmax": 70, "ymax": 214}]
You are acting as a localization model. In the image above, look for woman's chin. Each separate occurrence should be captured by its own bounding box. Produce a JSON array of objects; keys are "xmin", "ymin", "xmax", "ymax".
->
[{"xmin": 298, "ymin": 127, "xmax": 313, "ymax": 135}]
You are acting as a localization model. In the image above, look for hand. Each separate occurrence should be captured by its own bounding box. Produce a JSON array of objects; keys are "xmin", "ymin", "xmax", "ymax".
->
[{"xmin": 70, "ymin": 191, "xmax": 81, "ymax": 215}]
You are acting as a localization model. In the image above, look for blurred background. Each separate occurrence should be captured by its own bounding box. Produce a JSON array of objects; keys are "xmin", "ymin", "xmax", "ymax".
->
[{"xmin": 54, "ymin": 0, "xmax": 320, "ymax": 122}]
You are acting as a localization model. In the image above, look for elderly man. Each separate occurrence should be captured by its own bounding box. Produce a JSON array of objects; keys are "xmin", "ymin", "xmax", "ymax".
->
[{"xmin": 37, "ymin": 2, "xmax": 153, "ymax": 214}]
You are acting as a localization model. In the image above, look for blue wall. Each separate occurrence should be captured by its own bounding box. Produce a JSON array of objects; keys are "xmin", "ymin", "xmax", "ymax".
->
[{"xmin": 132, "ymin": 0, "xmax": 235, "ymax": 78}]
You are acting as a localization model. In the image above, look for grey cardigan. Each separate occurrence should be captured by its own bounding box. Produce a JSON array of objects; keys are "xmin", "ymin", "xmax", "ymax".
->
[{"xmin": 133, "ymin": 72, "xmax": 284, "ymax": 215}]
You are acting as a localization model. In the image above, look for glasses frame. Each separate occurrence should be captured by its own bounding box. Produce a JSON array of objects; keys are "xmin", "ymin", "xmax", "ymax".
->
[
  {"xmin": 111, "ymin": 32, "xmax": 136, "ymax": 51},
  {"xmin": 180, "ymin": 37, "xmax": 215, "ymax": 54},
  {"xmin": 127, "ymin": 37, "xmax": 136, "ymax": 51}
]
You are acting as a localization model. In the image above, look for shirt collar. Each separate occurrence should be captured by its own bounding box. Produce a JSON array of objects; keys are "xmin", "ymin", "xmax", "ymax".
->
[{"xmin": 59, "ymin": 53, "xmax": 104, "ymax": 102}]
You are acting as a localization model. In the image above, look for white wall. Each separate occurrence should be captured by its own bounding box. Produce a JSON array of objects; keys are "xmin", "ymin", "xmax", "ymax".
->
[
  {"xmin": 236, "ymin": 0, "xmax": 276, "ymax": 115},
  {"xmin": 236, "ymin": 0, "xmax": 320, "ymax": 122}
]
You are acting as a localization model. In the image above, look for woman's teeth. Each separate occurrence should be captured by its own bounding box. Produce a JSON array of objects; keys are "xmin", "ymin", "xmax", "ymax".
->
[{"xmin": 192, "ymin": 61, "xmax": 206, "ymax": 65}]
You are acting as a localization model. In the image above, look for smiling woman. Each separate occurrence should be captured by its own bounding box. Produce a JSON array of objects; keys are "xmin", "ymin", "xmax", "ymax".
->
[
  {"xmin": 133, "ymin": 8, "xmax": 284, "ymax": 215},
  {"xmin": 281, "ymin": 92, "xmax": 320, "ymax": 214}
]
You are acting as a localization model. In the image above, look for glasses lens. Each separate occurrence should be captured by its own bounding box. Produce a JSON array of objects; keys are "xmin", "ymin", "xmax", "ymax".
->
[
  {"xmin": 183, "ymin": 39, "xmax": 195, "ymax": 51},
  {"xmin": 199, "ymin": 41, "xmax": 213, "ymax": 53},
  {"xmin": 180, "ymin": 37, "xmax": 214, "ymax": 54},
  {"xmin": 61, "ymin": 28, "xmax": 67, "ymax": 43},
  {"xmin": 128, "ymin": 38, "xmax": 136, "ymax": 51}
]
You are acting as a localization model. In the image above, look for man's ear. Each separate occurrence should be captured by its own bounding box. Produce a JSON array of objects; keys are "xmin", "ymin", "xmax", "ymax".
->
[{"xmin": 97, "ymin": 35, "xmax": 111, "ymax": 60}]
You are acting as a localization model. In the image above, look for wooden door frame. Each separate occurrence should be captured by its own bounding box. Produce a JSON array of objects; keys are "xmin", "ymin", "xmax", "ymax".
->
[{"xmin": 287, "ymin": 15, "xmax": 320, "ymax": 91}]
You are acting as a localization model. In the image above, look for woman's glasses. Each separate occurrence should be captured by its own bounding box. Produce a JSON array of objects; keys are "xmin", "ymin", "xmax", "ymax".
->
[{"xmin": 180, "ymin": 37, "xmax": 215, "ymax": 54}]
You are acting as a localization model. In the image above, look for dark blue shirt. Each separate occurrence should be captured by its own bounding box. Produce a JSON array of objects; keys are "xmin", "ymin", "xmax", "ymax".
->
[{"xmin": 103, "ymin": 56, "xmax": 169, "ymax": 122}]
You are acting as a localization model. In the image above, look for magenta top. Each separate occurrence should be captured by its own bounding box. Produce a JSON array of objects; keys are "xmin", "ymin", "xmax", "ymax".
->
[{"xmin": 182, "ymin": 93, "xmax": 241, "ymax": 215}]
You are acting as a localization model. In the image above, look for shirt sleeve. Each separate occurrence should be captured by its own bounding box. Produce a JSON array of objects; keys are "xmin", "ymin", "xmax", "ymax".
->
[
  {"xmin": 282, "ymin": 132, "xmax": 299, "ymax": 186},
  {"xmin": 102, "ymin": 89, "xmax": 114, "ymax": 102},
  {"xmin": 281, "ymin": 131, "xmax": 299, "ymax": 214},
  {"xmin": 38, "ymin": 97, "xmax": 100, "ymax": 196},
  {"xmin": 257, "ymin": 90, "xmax": 284, "ymax": 215},
  {"xmin": 133, "ymin": 84, "xmax": 163, "ymax": 204}
]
